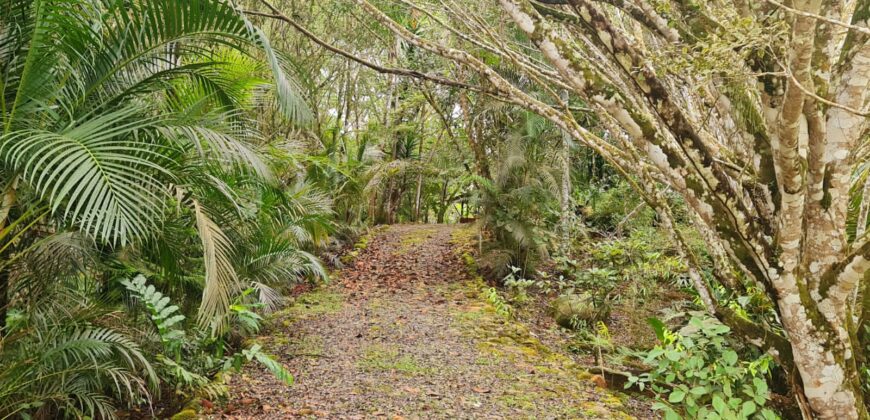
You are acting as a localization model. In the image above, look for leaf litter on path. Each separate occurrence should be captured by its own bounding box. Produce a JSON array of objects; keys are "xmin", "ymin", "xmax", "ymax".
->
[{"xmin": 217, "ymin": 225, "xmax": 633, "ymax": 419}]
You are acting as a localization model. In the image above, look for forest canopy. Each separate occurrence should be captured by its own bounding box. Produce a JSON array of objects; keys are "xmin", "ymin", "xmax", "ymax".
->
[{"xmin": 1, "ymin": 0, "xmax": 869, "ymax": 419}]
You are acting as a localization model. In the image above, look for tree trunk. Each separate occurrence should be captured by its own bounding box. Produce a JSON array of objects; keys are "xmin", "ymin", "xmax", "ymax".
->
[
  {"xmin": 559, "ymin": 91, "xmax": 572, "ymax": 255},
  {"xmin": 0, "ymin": 181, "xmax": 16, "ymax": 332},
  {"xmin": 413, "ymin": 173, "xmax": 423, "ymax": 222},
  {"xmin": 857, "ymin": 177, "xmax": 870, "ymax": 238},
  {"xmin": 437, "ymin": 179, "xmax": 448, "ymax": 223},
  {"xmin": 772, "ymin": 274, "xmax": 866, "ymax": 418},
  {"xmin": 458, "ymin": 92, "xmax": 491, "ymax": 179},
  {"xmin": 413, "ymin": 126, "xmax": 425, "ymax": 222}
]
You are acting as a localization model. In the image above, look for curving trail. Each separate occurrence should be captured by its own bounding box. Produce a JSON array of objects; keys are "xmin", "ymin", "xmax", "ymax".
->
[{"xmin": 217, "ymin": 224, "xmax": 633, "ymax": 419}]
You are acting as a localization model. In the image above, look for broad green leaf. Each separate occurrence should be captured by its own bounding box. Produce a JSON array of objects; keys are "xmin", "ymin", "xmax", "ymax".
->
[
  {"xmin": 722, "ymin": 350, "xmax": 738, "ymax": 365},
  {"xmin": 742, "ymin": 401, "xmax": 757, "ymax": 417},
  {"xmin": 712, "ymin": 395, "xmax": 726, "ymax": 414},
  {"xmin": 669, "ymin": 389, "xmax": 686, "ymax": 403},
  {"xmin": 648, "ymin": 317, "xmax": 667, "ymax": 342}
]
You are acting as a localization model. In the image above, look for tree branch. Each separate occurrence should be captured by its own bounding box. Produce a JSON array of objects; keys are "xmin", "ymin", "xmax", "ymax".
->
[
  {"xmin": 349, "ymin": 0, "xmax": 635, "ymax": 170},
  {"xmin": 532, "ymin": 0, "xmax": 680, "ymax": 42},
  {"xmin": 510, "ymin": 0, "xmax": 778, "ymax": 288},
  {"xmin": 252, "ymin": 2, "xmax": 503, "ymax": 96},
  {"xmin": 763, "ymin": 0, "xmax": 870, "ymax": 36}
]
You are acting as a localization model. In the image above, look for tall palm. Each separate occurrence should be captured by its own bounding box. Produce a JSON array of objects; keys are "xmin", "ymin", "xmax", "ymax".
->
[{"xmin": 475, "ymin": 112, "xmax": 562, "ymax": 271}]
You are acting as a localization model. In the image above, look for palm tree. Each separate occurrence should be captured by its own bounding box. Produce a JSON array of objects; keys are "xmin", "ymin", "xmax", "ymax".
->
[
  {"xmin": 0, "ymin": 0, "xmax": 309, "ymax": 328},
  {"xmin": 0, "ymin": 0, "xmax": 320, "ymax": 416},
  {"xmin": 474, "ymin": 111, "xmax": 563, "ymax": 274}
]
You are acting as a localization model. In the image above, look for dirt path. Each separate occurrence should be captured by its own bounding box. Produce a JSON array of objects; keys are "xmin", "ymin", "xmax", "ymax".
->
[{"xmin": 218, "ymin": 224, "xmax": 633, "ymax": 419}]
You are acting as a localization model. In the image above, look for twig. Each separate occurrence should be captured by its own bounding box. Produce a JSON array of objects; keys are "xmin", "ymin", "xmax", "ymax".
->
[
  {"xmin": 288, "ymin": 352, "xmax": 331, "ymax": 359},
  {"xmin": 776, "ymin": 59, "xmax": 870, "ymax": 117},
  {"xmin": 762, "ymin": 0, "xmax": 870, "ymax": 37},
  {"xmin": 250, "ymin": 2, "xmax": 502, "ymax": 97}
]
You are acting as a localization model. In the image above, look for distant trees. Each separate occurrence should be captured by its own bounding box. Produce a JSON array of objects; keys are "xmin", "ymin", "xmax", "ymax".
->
[{"xmin": 264, "ymin": 0, "xmax": 870, "ymax": 417}]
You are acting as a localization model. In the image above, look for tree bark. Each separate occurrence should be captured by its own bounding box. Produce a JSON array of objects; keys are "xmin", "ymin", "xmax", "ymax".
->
[
  {"xmin": 559, "ymin": 90, "xmax": 572, "ymax": 255},
  {"xmin": 857, "ymin": 177, "xmax": 870, "ymax": 238}
]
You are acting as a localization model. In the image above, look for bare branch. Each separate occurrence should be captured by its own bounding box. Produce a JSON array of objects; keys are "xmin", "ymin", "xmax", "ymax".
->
[
  {"xmin": 763, "ymin": 0, "xmax": 870, "ymax": 36},
  {"xmin": 252, "ymin": 2, "xmax": 503, "ymax": 96},
  {"xmin": 532, "ymin": 0, "xmax": 680, "ymax": 42}
]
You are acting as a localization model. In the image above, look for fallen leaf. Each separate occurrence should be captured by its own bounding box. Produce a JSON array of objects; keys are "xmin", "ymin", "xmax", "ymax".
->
[{"xmin": 590, "ymin": 375, "xmax": 607, "ymax": 388}]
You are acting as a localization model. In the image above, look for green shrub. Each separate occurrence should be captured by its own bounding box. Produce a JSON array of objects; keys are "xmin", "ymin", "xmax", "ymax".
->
[
  {"xmin": 485, "ymin": 287, "xmax": 512, "ymax": 318},
  {"xmin": 502, "ymin": 265, "xmax": 535, "ymax": 303},
  {"xmin": 579, "ymin": 181, "xmax": 655, "ymax": 232},
  {"xmin": 628, "ymin": 314, "xmax": 779, "ymax": 420},
  {"xmin": 551, "ymin": 257, "xmax": 619, "ymax": 319},
  {"xmin": 0, "ymin": 295, "xmax": 157, "ymax": 418},
  {"xmin": 123, "ymin": 275, "xmax": 293, "ymax": 401}
]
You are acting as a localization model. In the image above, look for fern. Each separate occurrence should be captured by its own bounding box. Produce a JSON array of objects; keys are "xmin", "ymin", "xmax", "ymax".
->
[
  {"xmin": 121, "ymin": 275, "xmax": 186, "ymax": 353},
  {"xmin": 485, "ymin": 287, "xmax": 512, "ymax": 318},
  {"xmin": 238, "ymin": 344, "xmax": 294, "ymax": 386},
  {"xmin": 595, "ymin": 321, "xmax": 611, "ymax": 341}
]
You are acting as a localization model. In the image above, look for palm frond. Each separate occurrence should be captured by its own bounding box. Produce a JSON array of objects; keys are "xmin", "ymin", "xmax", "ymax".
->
[
  {"xmin": 192, "ymin": 199, "xmax": 239, "ymax": 332},
  {"xmin": 1, "ymin": 106, "xmax": 172, "ymax": 244},
  {"xmin": 161, "ymin": 119, "xmax": 272, "ymax": 180},
  {"xmin": 238, "ymin": 9, "xmax": 312, "ymax": 124},
  {"xmin": 0, "ymin": 323, "xmax": 156, "ymax": 419}
]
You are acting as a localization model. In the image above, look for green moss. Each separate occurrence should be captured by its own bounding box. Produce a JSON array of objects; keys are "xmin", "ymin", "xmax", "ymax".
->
[
  {"xmin": 273, "ymin": 288, "xmax": 345, "ymax": 323},
  {"xmin": 339, "ymin": 226, "xmax": 382, "ymax": 264},
  {"xmin": 395, "ymin": 226, "xmax": 440, "ymax": 254},
  {"xmin": 474, "ymin": 356, "xmax": 498, "ymax": 366},
  {"xmin": 449, "ymin": 224, "xmax": 478, "ymax": 247},
  {"xmin": 339, "ymin": 250, "xmax": 358, "ymax": 264},
  {"xmin": 290, "ymin": 335, "xmax": 324, "ymax": 356},
  {"xmin": 442, "ymin": 273, "xmax": 632, "ymax": 417},
  {"xmin": 170, "ymin": 409, "xmax": 198, "ymax": 420},
  {"xmin": 454, "ymin": 308, "xmax": 485, "ymax": 324},
  {"xmin": 498, "ymin": 393, "xmax": 536, "ymax": 410},
  {"xmin": 357, "ymin": 344, "xmax": 433, "ymax": 375},
  {"xmin": 366, "ymin": 297, "xmax": 385, "ymax": 311}
]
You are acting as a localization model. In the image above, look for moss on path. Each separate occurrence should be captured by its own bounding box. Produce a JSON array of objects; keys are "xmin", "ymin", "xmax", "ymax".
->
[{"xmin": 219, "ymin": 225, "xmax": 633, "ymax": 419}]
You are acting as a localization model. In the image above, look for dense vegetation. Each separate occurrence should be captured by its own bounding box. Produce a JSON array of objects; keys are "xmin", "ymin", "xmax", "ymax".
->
[{"xmin": 1, "ymin": 0, "xmax": 868, "ymax": 419}]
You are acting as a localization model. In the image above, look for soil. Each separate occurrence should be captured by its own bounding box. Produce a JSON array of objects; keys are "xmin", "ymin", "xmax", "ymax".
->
[{"xmin": 213, "ymin": 224, "xmax": 640, "ymax": 419}]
